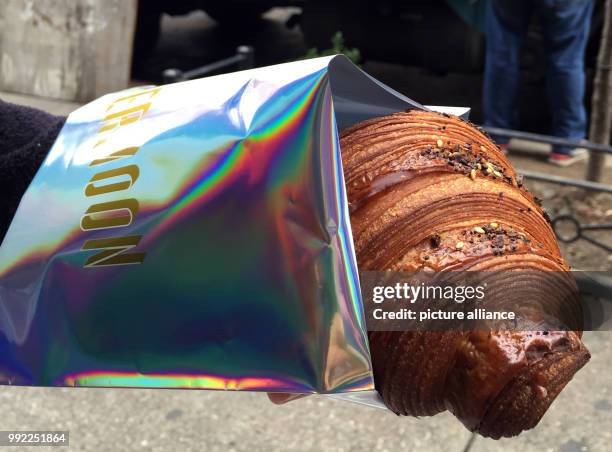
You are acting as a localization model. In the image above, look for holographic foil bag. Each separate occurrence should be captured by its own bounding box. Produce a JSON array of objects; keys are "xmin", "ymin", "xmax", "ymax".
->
[{"xmin": 0, "ymin": 56, "xmax": 449, "ymax": 395}]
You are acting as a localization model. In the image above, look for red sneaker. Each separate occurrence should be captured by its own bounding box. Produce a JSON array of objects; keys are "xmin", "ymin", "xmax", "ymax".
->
[{"xmin": 548, "ymin": 149, "xmax": 588, "ymax": 167}]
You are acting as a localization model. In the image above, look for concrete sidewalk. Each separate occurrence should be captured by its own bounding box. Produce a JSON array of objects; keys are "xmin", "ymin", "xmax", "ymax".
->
[
  {"xmin": 1, "ymin": 91, "xmax": 80, "ymax": 117},
  {"xmin": 0, "ymin": 332, "xmax": 608, "ymax": 452}
]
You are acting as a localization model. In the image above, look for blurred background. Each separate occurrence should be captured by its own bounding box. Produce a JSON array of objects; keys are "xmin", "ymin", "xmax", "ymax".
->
[{"xmin": 0, "ymin": 0, "xmax": 611, "ymax": 450}]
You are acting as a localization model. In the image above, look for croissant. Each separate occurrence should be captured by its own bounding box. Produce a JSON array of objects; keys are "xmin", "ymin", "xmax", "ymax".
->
[{"xmin": 340, "ymin": 110, "xmax": 590, "ymax": 439}]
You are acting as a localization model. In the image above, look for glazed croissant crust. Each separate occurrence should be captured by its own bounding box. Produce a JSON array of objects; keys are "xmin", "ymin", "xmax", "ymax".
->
[{"xmin": 340, "ymin": 110, "xmax": 590, "ymax": 439}]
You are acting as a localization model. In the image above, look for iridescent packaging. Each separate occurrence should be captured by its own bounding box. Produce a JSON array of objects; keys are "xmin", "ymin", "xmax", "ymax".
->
[{"xmin": 0, "ymin": 56, "xmax": 461, "ymax": 398}]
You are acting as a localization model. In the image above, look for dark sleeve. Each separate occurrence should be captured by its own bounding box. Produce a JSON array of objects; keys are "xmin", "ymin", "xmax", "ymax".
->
[{"xmin": 0, "ymin": 99, "xmax": 67, "ymax": 243}]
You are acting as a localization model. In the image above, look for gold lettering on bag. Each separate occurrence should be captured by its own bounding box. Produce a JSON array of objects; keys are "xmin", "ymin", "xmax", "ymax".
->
[
  {"xmin": 98, "ymin": 87, "xmax": 161, "ymax": 133},
  {"xmin": 80, "ymin": 199, "xmax": 139, "ymax": 231},
  {"xmin": 90, "ymin": 146, "xmax": 139, "ymax": 167},
  {"xmin": 81, "ymin": 236, "xmax": 146, "ymax": 267},
  {"xmin": 79, "ymin": 87, "xmax": 161, "ymax": 268},
  {"xmin": 85, "ymin": 165, "xmax": 139, "ymax": 197}
]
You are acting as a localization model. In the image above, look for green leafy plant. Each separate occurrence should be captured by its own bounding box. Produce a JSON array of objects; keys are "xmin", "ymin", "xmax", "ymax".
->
[{"xmin": 303, "ymin": 32, "xmax": 361, "ymax": 64}]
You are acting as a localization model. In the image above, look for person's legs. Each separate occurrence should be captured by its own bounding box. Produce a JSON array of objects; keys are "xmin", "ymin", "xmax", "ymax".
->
[
  {"xmin": 483, "ymin": 0, "xmax": 533, "ymax": 144},
  {"xmin": 537, "ymin": 0, "xmax": 594, "ymax": 158}
]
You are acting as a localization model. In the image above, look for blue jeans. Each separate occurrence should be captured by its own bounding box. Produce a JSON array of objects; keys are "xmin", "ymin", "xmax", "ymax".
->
[{"xmin": 483, "ymin": 0, "xmax": 594, "ymax": 154}]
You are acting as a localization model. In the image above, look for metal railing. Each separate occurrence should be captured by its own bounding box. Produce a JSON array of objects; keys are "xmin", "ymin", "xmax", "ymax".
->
[
  {"xmin": 483, "ymin": 126, "xmax": 612, "ymax": 253},
  {"xmin": 482, "ymin": 126, "xmax": 612, "ymax": 192},
  {"xmin": 483, "ymin": 126, "xmax": 612, "ymax": 156},
  {"xmin": 162, "ymin": 46, "xmax": 255, "ymax": 84}
]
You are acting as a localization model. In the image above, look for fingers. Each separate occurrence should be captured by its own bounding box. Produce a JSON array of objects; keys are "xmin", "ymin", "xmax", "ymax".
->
[{"xmin": 266, "ymin": 392, "xmax": 309, "ymax": 405}]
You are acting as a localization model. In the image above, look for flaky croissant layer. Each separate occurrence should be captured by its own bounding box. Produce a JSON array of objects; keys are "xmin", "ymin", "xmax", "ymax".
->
[{"xmin": 340, "ymin": 110, "xmax": 590, "ymax": 439}]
